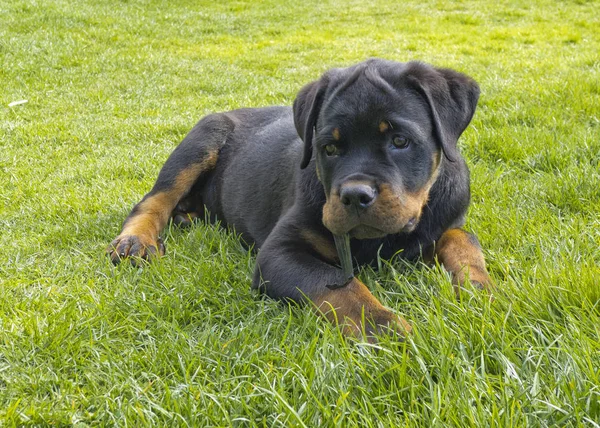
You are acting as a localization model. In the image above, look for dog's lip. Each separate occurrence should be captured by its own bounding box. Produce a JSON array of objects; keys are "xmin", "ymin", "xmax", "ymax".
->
[
  {"xmin": 402, "ymin": 217, "xmax": 418, "ymax": 233},
  {"xmin": 347, "ymin": 217, "xmax": 419, "ymax": 238},
  {"xmin": 349, "ymin": 224, "xmax": 387, "ymax": 239}
]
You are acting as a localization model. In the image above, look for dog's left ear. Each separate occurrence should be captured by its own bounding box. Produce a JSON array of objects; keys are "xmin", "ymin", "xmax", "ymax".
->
[
  {"xmin": 293, "ymin": 76, "xmax": 329, "ymax": 169},
  {"xmin": 408, "ymin": 65, "xmax": 480, "ymax": 162}
]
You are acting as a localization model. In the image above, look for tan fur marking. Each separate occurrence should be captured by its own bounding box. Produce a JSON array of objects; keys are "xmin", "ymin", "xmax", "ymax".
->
[
  {"xmin": 323, "ymin": 183, "xmax": 422, "ymax": 237},
  {"xmin": 322, "ymin": 192, "xmax": 347, "ymax": 235},
  {"xmin": 435, "ymin": 228, "xmax": 492, "ymax": 294},
  {"xmin": 300, "ymin": 230, "xmax": 338, "ymax": 262},
  {"xmin": 322, "ymin": 152, "xmax": 443, "ymax": 237},
  {"xmin": 313, "ymin": 278, "xmax": 411, "ymax": 340},
  {"xmin": 378, "ymin": 121, "xmax": 389, "ymax": 133},
  {"xmin": 121, "ymin": 193, "xmax": 174, "ymax": 241},
  {"xmin": 332, "ymin": 128, "xmax": 340, "ymax": 141},
  {"xmin": 120, "ymin": 150, "xmax": 219, "ymax": 241},
  {"xmin": 378, "ymin": 183, "xmax": 421, "ymax": 219},
  {"xmin": 399, "ymin": 151, "xmax": 442, "ymax": 223}
]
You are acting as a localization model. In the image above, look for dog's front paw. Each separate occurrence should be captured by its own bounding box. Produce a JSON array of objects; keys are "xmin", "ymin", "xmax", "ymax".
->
[
  {"xmin": 107, "ymin": 234, "xmax": 165, "ymax": 266},
  {"xmin": 317, "ymin": 278, "xmax": 412, "ymax": 343},
  {"xmin": 339, "ymin": 306, "xmax": 412, "ymax": 344},
  {"xmin": 363, "ymin": 308, "xmax": 412, "ymax": 343}
]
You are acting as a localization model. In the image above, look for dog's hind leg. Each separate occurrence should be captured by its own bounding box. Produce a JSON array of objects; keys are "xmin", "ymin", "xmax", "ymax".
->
[{"xmin": 108, "ymin": 113, "xmax": 234, "ymax": 265}]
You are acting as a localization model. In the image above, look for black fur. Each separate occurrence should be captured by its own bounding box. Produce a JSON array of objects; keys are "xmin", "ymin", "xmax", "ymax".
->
[{"xmin": 131, "ymin": 59, "xmax": 480, "ymax": 303}]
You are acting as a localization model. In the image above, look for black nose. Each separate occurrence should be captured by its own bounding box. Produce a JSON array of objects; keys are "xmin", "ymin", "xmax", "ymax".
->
[{"xmin": 340, "ymin": 183, "xmax": 377, "ymax": 209}]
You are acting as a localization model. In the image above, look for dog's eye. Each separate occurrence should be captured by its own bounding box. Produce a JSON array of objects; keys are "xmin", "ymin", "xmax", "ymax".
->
[
  {"xmin": 324, "ymin": 144, "xmax": 339, "ymax": 156},
  {"xmin": 391, "ymin": 136, "xmax": 410, "ymax": 149}
]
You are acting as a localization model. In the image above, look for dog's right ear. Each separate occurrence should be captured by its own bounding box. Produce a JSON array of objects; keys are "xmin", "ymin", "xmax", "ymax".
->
[{"xmin": 293, "ymin": 76, "xmax": 329, "ymax": 169}]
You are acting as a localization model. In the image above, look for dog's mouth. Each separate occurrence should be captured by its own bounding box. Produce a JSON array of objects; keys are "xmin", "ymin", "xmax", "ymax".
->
[
  {"xmin": 349, "ymin": 224, "xmax": 387, "ymax": 239},
  {"xmin": 346, "ymin": 217, "xmax": 419, "ymax": 239}
]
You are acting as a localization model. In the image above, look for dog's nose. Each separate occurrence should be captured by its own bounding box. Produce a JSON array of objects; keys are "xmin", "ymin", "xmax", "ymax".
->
[{"xmin": 340, "ymin": 183, "xmax": 377, "ymax": 209}]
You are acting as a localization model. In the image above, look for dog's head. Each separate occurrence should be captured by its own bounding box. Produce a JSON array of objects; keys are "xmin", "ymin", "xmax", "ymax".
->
[{"xmin": 293, "ymin": 59, "xmax": 479, "ymax": 239}]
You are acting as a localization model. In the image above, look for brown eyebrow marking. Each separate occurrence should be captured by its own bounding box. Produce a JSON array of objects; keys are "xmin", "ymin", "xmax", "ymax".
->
[
  {"xmin": 332, "ymin": 128, "xmax": 341, "ymax": 141},
  {"xmin": 379, "ymin": 121, "xmax": 390, "ymax": 133}
]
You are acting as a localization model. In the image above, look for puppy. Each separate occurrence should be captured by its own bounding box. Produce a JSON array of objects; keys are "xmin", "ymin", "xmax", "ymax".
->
[{"xmin": 109, "ymin": 59, "xmax": 492, "ymax": 340}]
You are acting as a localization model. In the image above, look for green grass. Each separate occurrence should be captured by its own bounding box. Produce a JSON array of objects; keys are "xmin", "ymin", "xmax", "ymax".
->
[{"xmin": 1, "ymin": 0, "xmax": 599, "ymax": 425}]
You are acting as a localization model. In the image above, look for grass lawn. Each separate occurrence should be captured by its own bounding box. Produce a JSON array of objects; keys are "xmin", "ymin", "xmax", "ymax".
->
[{"xmin": 1, "ymin": 0, "xmax": 599, "ymax": 425}]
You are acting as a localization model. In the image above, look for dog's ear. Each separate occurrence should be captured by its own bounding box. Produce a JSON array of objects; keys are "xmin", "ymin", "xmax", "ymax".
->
[
  {"xmin": 407, "ymin": 65, "xmax": 480, "ymax": 162},
  {"xmin": 293, "ymin": 76, "xmax": 329, "ymax": 169}
]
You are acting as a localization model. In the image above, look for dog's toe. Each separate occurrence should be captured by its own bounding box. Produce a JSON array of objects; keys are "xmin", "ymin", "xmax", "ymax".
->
[
  {"xmin": 107, "ymin": 235, "xmax": 164, "ymax": 265},
  {"xmin": 366, "ymin": 309, "xmax": 412, "ymax": 343}
]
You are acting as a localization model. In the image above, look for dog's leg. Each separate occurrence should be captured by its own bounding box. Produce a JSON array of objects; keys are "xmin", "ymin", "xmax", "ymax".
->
[
  {"xmin": 108, "ymin": 114, "xmax": 233, "ymax": 265},
  {"xmin": 253, "ymin": 223, "xmax": 411, "ymax": 342},
  {"xmin": 433, "ymin": 228, "xmax": 492, "ymax": 295},
  {"xmin": 313, "ymin": 278, "xmax": 413, "ymax": 341}
]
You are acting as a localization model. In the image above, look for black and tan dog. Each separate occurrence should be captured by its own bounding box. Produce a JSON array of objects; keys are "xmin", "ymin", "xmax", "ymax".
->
[{"xmin": 108, "ymin": 59, "xmax": 492, "ymax": 340}]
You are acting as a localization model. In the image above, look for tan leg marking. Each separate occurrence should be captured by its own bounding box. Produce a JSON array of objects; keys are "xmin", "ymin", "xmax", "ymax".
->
[
  {"xmin": 313, "ymin": 278, "xmax": 411, "ymax": 342},
  {"xmin": 109, "ymin": 151, "xmax": 218, "ymax": 263},
  {"xmin": 300, "ymin": 230, "xmax": 338, "ymax": 263},
  {"xmin": 435, "ymin": 228, "xmax": 492, "ymax": 295}
]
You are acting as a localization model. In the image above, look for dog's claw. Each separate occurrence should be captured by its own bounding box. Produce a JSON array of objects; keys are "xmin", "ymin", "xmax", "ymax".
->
[{"xmin": 107, "ymin": 235, "xmax": 165, "ymax": 265}]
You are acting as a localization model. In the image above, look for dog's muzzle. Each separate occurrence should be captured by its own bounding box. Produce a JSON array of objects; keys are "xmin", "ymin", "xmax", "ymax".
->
[{"xmin": 323, "ymin": 178, "xmax": 422, "ymax": 239}]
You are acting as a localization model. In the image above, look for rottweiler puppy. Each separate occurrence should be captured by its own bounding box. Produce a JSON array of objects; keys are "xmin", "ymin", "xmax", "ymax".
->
[{"xmin": 108, "ymin": 59, "xmax": 492, "ymax": 341}]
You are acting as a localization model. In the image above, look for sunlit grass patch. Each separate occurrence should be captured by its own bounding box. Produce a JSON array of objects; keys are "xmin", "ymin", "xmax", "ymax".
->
[{"xmin": 1, "ymin": 0, "xmax": 599, "ymax": 425}]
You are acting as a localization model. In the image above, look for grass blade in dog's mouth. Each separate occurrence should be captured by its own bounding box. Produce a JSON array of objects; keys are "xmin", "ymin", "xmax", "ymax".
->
[{"xmin": 333, "ymin": 233, "xmax": 354, "ymax": 281}]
